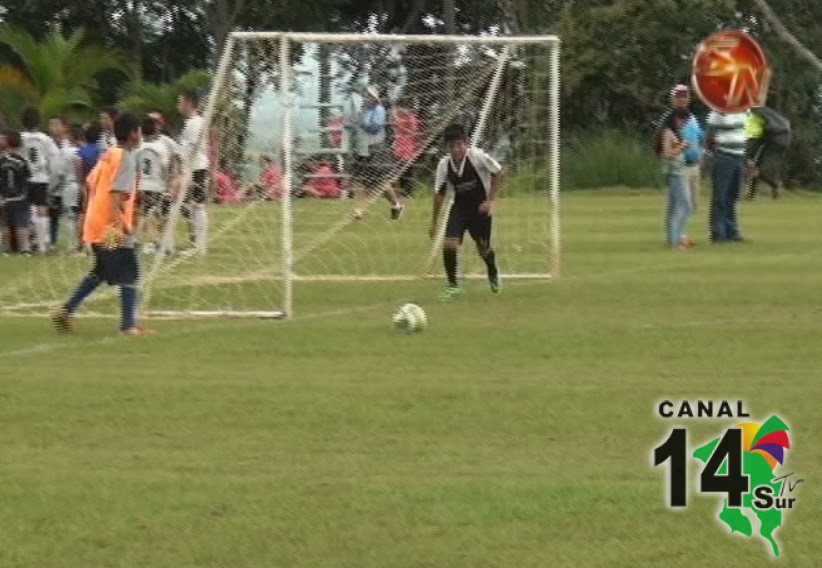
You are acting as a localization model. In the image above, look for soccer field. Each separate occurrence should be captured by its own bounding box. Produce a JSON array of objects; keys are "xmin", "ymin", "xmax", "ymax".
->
[{"xmin": 1, "ymin": 189, "xmax": 820, "ymax": 567}]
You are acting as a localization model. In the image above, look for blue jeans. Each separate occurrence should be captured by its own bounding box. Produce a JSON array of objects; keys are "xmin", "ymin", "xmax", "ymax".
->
[
  {"xmin": 710, "ymin": 152, "xmax": 743, "ymax": 241},
  {"xmin": 665, "ymin": 170, "xmax": 692, "ymax": 246}
]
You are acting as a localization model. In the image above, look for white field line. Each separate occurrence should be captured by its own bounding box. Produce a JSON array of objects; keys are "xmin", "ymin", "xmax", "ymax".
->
[
  {"xmin": 3, "ymin": 247, "xmax": 821, "ymax": 359},
  {"xmin": 0, "ymin": 301, "xmax": 394, "ymax": 359}
]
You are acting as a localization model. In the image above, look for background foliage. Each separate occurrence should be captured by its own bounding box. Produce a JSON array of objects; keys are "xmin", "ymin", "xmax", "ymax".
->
[{"xmin": 0, "ymin": 0, "xmax": 819, "ymax": 187}]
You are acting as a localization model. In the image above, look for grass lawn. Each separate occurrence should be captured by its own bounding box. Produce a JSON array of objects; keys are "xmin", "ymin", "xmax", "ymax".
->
[{"xmin": 0, "ymin": 189, "xmax": 820, "ymax": 567}]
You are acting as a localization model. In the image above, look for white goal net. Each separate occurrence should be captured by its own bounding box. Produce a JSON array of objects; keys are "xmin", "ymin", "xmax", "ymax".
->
[{"xmin": 0, "ymin": 32, "xmax": 560, "ymax": 319}]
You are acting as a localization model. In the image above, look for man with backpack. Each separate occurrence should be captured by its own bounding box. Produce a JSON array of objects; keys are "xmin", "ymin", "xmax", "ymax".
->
[{"xmin": 744, "ymin": 106, "xmax": 791, "ymax": 200}]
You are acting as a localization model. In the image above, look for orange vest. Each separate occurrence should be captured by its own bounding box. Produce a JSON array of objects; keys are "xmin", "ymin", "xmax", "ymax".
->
[{"xmin": 82, "ymin": 147, "xmax": 136, "ymax": 244}]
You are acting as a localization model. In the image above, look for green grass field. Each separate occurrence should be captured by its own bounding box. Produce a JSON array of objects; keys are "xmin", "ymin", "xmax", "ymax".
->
[{"xmin": 1, "ymin": 189, "xmax": 821, "ymax": 567}]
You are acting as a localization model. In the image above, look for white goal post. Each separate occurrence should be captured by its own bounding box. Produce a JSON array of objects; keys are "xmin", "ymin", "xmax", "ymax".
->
[{"xmin": 139, "ymin": 31, "xmax": 562, "ymax": 319}]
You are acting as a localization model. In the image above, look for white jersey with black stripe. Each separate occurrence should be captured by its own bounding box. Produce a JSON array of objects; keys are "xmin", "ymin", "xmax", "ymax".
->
[
  {"xmin": 136, "ymin": 138, "xmax": 172, "ymax": 194},
  {"xmin": 21, "ymin": 131, "xmax": 60, "ymax": 185}
]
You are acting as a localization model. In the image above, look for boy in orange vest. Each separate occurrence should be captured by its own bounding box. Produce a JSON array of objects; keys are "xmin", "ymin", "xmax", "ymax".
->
[{"xmin": 52, "ymin": 113, "xmax": 155, "ymax": 336}]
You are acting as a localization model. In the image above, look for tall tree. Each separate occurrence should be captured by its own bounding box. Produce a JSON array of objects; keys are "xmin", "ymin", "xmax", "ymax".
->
[{"xmin": 0, "ymin": 26, "xmax": 129, "ymax": 123}]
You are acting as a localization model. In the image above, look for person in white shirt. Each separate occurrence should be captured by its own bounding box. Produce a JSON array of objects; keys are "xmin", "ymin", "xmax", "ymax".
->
[
  {"xmin": 176, "ymin": 89, "xmax": 209, "ymax": 254},
  {"xmin": 48, "ymin": 116, "xmax": 83, "ymax": 252},
  {"xmin": 137, "ymin": 116, "xmax": 173, "ymax": 254},
  {"xmin": 21, "ymin": 107, "xmax": 61, "ymax": 254},
  {"xmin": 430, "ymin": 124, "xmax": 503, "ymax": 301}
]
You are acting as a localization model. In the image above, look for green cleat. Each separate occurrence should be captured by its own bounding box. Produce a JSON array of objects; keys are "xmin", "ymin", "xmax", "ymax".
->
[
  {"xmin": 489, "ymin": 273, "xmax": 502, "ymax": 295},
  {"xmin": 439, "ymin": 285, "xmax": 464, "ymax": 302}
]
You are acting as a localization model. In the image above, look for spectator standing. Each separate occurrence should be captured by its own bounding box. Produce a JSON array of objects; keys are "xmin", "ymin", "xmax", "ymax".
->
[{"xmin": 707, "ymin": 110, "xmax": 747, "ymax": 243}]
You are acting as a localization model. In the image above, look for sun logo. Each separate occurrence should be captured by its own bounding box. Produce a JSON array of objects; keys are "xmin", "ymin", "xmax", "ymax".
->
[{"xmin": 692, "ymin": 30, "xmax": 771, "ymax": 113}]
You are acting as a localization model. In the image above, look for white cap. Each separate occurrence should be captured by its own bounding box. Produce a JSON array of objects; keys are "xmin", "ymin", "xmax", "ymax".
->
[{"xmin": 365, "ymin": 85, "xmax": 381, "ymax": 102}]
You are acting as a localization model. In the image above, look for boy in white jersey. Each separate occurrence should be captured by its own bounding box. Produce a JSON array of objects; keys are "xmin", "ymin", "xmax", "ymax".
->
[
  {"xmin": 48, "ymin": 116, "xmax": 83, "ymax": 251},
  {"xmin": 430, "ymin": 124, "xmax": 502, "ymax": 301},
  {"xmin": 137, "ymin": 116, "xmax": 172, "ymax": 253},
  {"xmin": 21, "ymin": 107, "xmax": 60, "ymax": 254},
  {"xmin": 176, "ymin": 89, "xmax": 209, "ymax": 255}
]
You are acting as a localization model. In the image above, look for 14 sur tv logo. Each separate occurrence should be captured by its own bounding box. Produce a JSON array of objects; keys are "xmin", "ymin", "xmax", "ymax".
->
[{"xmin": 651, "ymin": 400, "xmax": 804, "ymax": 558}]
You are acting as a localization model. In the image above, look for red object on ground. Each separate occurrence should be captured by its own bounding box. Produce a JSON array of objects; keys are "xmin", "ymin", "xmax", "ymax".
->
[
  {"xmin": 692, "ymin": 29, "xmax": 771, "ymax": 113},
  {"xmin": 216, "ymin": 170, "xmax": 240, "ymax": 202}
]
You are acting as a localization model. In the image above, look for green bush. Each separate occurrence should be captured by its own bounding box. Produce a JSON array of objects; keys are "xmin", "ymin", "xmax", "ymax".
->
[{"xmin": 562, "ymin": 129, "xmax": 661, "ymax": 190}]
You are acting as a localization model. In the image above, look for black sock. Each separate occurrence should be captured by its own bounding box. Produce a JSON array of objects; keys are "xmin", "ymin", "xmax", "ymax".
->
[
  {"xmin": 483, "ymin": 249, "xmax": 498, "ymax": 280},
  {"xmin": 443, "ymin": 249, "xmax": 458, "ymax": 286}
]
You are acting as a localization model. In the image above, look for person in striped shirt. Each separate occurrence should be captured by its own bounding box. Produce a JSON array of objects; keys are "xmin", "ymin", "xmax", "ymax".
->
[{"xmin": 706, "ymin": 110, "xmax": 746, "ymax": 242}]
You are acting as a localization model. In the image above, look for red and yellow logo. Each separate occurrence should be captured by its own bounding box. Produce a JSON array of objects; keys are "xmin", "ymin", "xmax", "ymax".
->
[{"xmin": 692, "ymin": 30, "xmax": 771, "ymax": 113}]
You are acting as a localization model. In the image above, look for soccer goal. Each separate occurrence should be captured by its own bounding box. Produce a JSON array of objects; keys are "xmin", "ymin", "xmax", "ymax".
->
[{"xmin": 0, "ymin": 32, "xmax": 560, "ymax": 320}]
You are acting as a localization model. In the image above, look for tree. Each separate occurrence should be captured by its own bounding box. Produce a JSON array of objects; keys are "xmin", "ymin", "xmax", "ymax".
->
[
  {"xmin": 0, "ymin": 26, "xmax": 129, "ymax": 124},
  {"xmin": 118, "ymin": 69, "xmax": 211, "ymax": 132}
]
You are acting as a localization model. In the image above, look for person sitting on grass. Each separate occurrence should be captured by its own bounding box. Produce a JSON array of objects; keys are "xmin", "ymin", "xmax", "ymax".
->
[
  {"xmin": 659, "ymin": 108, "xmax": 694, "ymax": 250},
  {"xmin": 302, "ymin": 156, "xmax": 342, "ymax": 199}
]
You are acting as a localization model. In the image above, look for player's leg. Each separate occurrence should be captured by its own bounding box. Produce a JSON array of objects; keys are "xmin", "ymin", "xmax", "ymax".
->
[
  {"xmin": 116, "ymin": 247, "xmax": 154, "ymax": 335},
  {"xmin": 469, "ymin": 213, "xmax": 500, "ymax": 293},
  {"xmin": 191, "ymin": 170, "xmax": 209, "ymax": 254},
  {"xmin": 29, "ymin": 184, "xmax": 50, "ymax": 254},
  {"xmin": 440, "ymin": 209, "xmax": 467, "ymax": 301},
  {"xmin": 378, "ymin": 148, "xmax": 403, "ymax": 219},
  {"xmin": 48, "ymin": 194, "xmax": 62, "ymax": 250},
  {"xmin": 13, "ymin": 206, "xmax": 31, "ymax": 254},
  {"xmin": 53, "ymin": 246, "xmax": 107, "ymax": 331}
]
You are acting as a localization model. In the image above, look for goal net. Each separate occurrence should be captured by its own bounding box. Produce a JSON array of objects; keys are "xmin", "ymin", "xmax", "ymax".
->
[{"xmin": 0, "ymin": 32, "xmax": 560, "ymax": 320}]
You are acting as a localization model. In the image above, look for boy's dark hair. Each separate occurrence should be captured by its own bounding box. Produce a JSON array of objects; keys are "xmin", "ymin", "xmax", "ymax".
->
[
  {"xmin": 443, "ymin": 123, "xmax": 467, "ymax": 144},
  {"xmin": 20, "ymin": 107, "xmax": 40, "ymax": 130},
  {"xmin": 141, "ymin": 115, "xmax": 158, "ymax": 137},
  {"xmin": 101, "ymin": 106, "xmax": 119, "ymax": 120},
  {"xmin": 4, "ymin": 130, "xmax": 22, "ymax": 149},
  {"xmin": 84, "ymin": 122, "xmax": 102, "ymax": 144},
  {"xmin": 114, "ymin": 113, "xmax": 141, "ymax": 144},
  {"xmin": 653, "ymin": 108, "xmax": 691, "ymax": 156},
  {"xmin": 180, "ymin": 88, "xmax": 200, "ymax": 108},
  {"xmin": 69, "ymin": 123, "xmax": 85, "ymax": 143}
]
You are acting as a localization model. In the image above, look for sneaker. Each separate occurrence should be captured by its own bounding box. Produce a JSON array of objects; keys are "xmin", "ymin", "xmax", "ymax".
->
[
  {"xmin": 390, "ymin": 203, "xmax": 405, "ymax": 220},
  {"xmin": 121, "ymin": 326, "xmax": 157, "ymax": 336},
  {"xmin": 51, "ymin": 307, "xmax": 74, "ymax": 333},
  {"xmin": 353, "ymin": 208, "xmax": 365, "ymax": 221},
  {"xmin": 142, "ymin": 243, "xmax": 157, "ymax": 255},
  {"xmin": 439, "ymin": 285, "xmax": 464, "ymax": 302},
  {"xmin": 680, "ymin": 236, "xmax": 695, "ymax": 249},
  {"xmin": 489, "ymin": 273, "xmax": 502, "ymax": 294}
]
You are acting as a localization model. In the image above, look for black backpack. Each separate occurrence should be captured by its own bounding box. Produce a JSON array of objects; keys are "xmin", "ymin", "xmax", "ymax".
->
[{"xmin": 752, "ymin": 107, "xmax": 791, "ymax": 152}]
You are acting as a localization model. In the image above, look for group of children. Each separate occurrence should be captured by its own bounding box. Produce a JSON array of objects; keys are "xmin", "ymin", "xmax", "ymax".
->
[{"xmin": 0, "ymin": 90, "xmax": 210, "ymax": 258}]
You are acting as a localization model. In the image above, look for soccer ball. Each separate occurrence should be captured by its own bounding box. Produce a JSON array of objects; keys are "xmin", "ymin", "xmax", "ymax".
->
[{"xmin": 392, "ymin": 303, "xmax": 427, "ymax": 332}]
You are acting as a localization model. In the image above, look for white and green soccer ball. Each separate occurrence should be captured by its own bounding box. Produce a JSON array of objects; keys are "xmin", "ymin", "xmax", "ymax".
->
[{"xmin": 392, "ymin": 303, "xmax": 427, "ymax": 333}]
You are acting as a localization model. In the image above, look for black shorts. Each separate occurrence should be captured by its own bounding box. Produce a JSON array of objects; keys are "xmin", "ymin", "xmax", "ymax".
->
[
  {"xmin": 188, "ymin": 169, "xmax": 209, "ymax": 204},
  {"xmin": 27, "ymin": 183, "xmax": 49, "ymax": 207},
  {"xmin": 182, "ymin": 170, "xmax": 209, "ymax": 218},
  {"xmin": 140, "ymin": 192, "xmax": 169, "ymax": 216},
  {"xmin": 3, "ymin": 203, "xmax": 30, "ymax": 228},
  {"xmin": 445, "ymin": 205, "xmax": 492, "ymax": 246},
  {"xmin": 92, "ymin": 246, "xmax": 139, "ymax": 286}
]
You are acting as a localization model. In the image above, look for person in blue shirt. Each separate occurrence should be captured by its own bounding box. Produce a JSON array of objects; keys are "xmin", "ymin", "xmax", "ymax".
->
[
  {"xmin": 350, "ymin": 85, "xmax": 404, "ymax": 220},
  {"xmin": 669, "ymin": 85, "xmax": 705, "ymax": 211}
]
